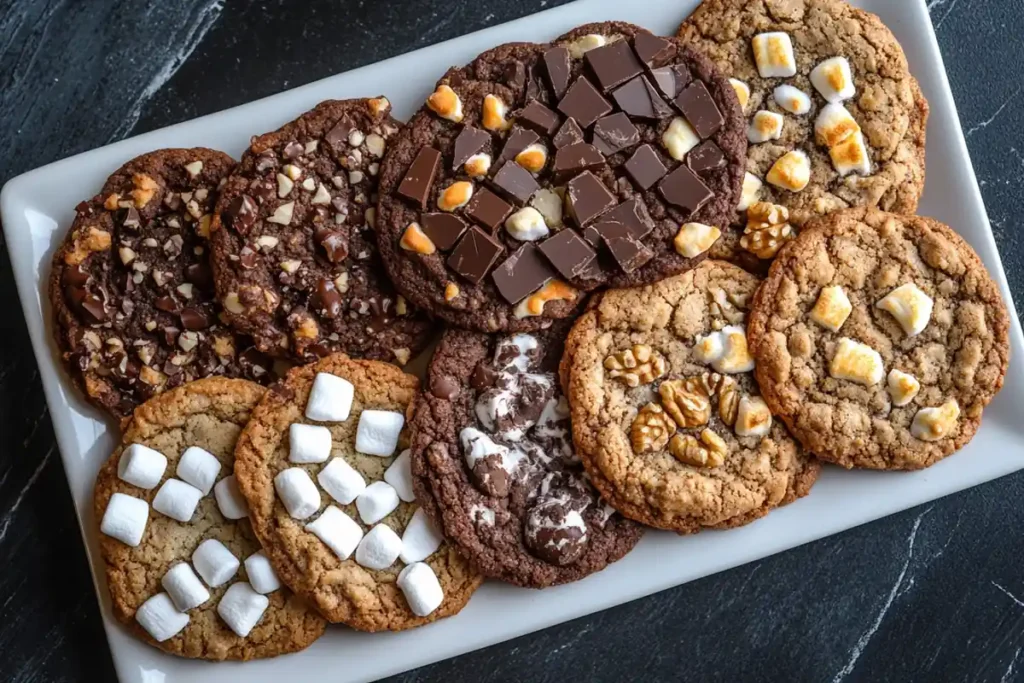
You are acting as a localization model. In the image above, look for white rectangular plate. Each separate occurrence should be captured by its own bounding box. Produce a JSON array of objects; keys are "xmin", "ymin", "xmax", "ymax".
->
[{"xmin": 3, "ymin": 0, "xmax": 1023, "ymax": 681}]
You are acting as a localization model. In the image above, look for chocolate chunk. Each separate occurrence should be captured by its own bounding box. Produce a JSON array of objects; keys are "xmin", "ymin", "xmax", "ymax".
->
[
  {"xmin": 552, "ymin": 142, "xmax": 606, "ymax": 183},
  {"xmin": 249, "ymin": 179, "xmax": 275, "ymax": 204},
  {"xmin": 543, "ymin": 47, "xmax": 572, "ymax": 100},
  {"xmin": 582, "ymin": 225, "xmax": 603, "ymax": 247},
  {"xmin": 519, "ymin": 100, "xmax": 561, "ymax": 136},
  {"xmin": 448, "ymin": 226, "xmax": 504, "ymax": 284},
  {"xmin": 585, "ymin": 40, "xmax": 644, "ymax": 91},
  {"xmin": 325, "ymin": 119, "xmax": 354, "ymax": 151},
  {"xmin": 498, "ymin": 127, "xmax": 540, "ymax": 167},
  {"xmin": 239, "ymin": 247, "xmax": 258, "ymax": 269},
  {"xmin": 592, "ymin": 113, "xmax": 640, "ymax": 156},
  {"xmin": 313, "ymin": 278, "xmax": 343, "ymax": 318},
  {"xmin": 633, "ymin": 33, "xmax": 677, "ymax": 69},
  {"xmin": 675, "ymin": 81, "xmax": 724, "ymax": 139},
  {"xmin": 121, "ymin": 207, "xmax": 141, "ymax": 230},
  {"xmin": 466, "ymin": 188, "xmax": 513, "ymax": 231},
  {"xmin": 603, "ymin": 197, "xmax": 656, "ymax": 240},
  {"xmin": 687, "ymin": 140, "xmax": 727, "ymax": 174},
  {"xmin": 180, "ymin": 307, "xmax": 212, "ymax": 330},
  {"xmin": 185, "ymin": 263, "xmax": 213, "ymax": 290},
  {"xmin": 421, "ymin": 213, "xmax": 469, "ymax": 250},
  {"xmin": 430, "ymin": 374, "xmax": 460, "ymax": 400},
  {"xmin": 223, "ymin": 194, "xmax": 257, "ymax": 235},
  {"xmin": 612, "ymin": 76, "xmax": 672, "ymax": 119},
  {"xmin": 491, "ymin": 163, "xmax": 540, "ymax": 206},
  {"xmin": 538, "ymin": 229, "xmax": 597, "ymax": 280},
  {"xmin": 63, "ymin": 264, "xmax": 90, "ymax": 287},
  {"xmin": 553, "ymin": 118, "xmax": 585, "ymax": 149},
  {"xmin": 282, "ymin": 141, "xmax": 304, "ymax": 160},
  {"xmin": 491, "ymin": 243, "xmax": 557, "ymax": 304},
  {"xmin": 154, "ymin": 296, "xmax": 177, "ymax": 313},
  {"xmin": 471, "ymin": 363, "xmax": 498, "ymax": 391},
  {"xmin": 397, "ymin": 146, "xmax": 442, "ymax": 209},
  {"xmin": 650, "ymin": 65, "xmax": 691, "ymax": 100},
  {"xmin": 591, "ymin": 220, "xmax": 630, "ymax": 242},
  {"xmin": 80, "ymin": 294, "xmax": 107, "ymax": 323},
  {"xmin": 453, "ymin": 126, "xmax": 491, "ymax": 171},
  {"xmin": 314, "ymin": 227, "xmax": 349, "ymax": 263},
  {"xmin": 557, "ymin": 77, "xmax": 613, "ymax": 128},
  {"xmin": 606, "ymin": 234, "xmax": 654, "ymax": 273},
  {"xmin": 658, "ymin": 165, "xmax": 714, "ymax": 214},
  {"xmin": 504, "ymin": 61, "xmax": 527, "ymax": 92},
  {"xmin": 624, "ymin": 144, "xmax": 669, "ymax": 190},
  {"xmin": 525, "ymin": 498, "xmax": 589, "ymax": 565},
  {"xmin": 565, "ymin": 171, "xmax": 616, "ymax": 227}
]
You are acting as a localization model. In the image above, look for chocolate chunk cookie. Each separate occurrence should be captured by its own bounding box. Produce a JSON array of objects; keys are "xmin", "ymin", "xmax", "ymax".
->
[
  {"xmin": 677, "ymin": 0, "xmax": 929, "ymax": 272},
  {"xmin": 51, "ymin": 149, "xmax": 273, "ymax": 420},
  {"xmin": 748, "ymin": 208, "xmax": 1010, "ymax": 470},
  {"xmin": 376, "ymin": 23, "xmax": 746, "ymax": 332},
  {"xmin": 234, "ymin": 354, "xmax": 482, "ymax": 630},
  {"xmin": 94, "ymin": 378, "xmax": 326, "ymax": 660},
  {"xmin": 565, "ymin": 260, "xmax": 820, "ymax": 532},
  {"xmin": 410, "ymin": 325, "xmax": 643, "ymax": 588},
  {"xmin": 210, "ymin": 98, "xmax": 433, "ymax": 365}
]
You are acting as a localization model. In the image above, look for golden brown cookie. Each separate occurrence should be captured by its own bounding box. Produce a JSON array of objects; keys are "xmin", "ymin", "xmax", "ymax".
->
[{"xmin": 748, "ymin": 208, "xmax": 1010, "ymax": 469}]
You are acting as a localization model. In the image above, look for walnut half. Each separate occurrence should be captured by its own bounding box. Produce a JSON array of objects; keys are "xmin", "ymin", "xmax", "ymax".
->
[
  {"xmin": 740, "ymin": 201, "xmax": 794, "ymax": 260},
  {"xmin": 605, "ymin": 344, "xmax": 668, "ymax": 388},
  {"xmin": 669, "ymin": 429, "xmax": 728, "ymax": 468},
  {"xmin": 630, "ymin": 403, "xmax": 676, "ymax": 454},
  {"xmin": 659, "ymin": 378, "xmax": 711, "ymax": 428}
]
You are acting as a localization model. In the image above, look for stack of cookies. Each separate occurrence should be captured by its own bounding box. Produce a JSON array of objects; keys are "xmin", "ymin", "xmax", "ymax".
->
[{"xmin": 55, "ymin": 0, "xmax": 1009, "ymax": 663}]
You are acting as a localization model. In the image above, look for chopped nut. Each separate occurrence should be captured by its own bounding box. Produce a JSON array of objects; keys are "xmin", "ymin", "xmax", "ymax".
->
[
  {"xmin": 365, "ymin": 207, "xmax": 376, "ymax": 229},
  {"xmin": 669, "ymin": 429, "xmax": 728, "ymax": 468},
  {"xmin": 565, "ymin": 33, "xmax": 607, "ymax": 59},
  {"xmin": 130, "ymin": 174, "xmax": 159, "ymax": 207},
  {"xmin": 103, "ymin": 193, "xmax": 121, "ymax": 211},
  {"xmin": 393, "ymin": 347, "xmax": 411, "ymax": 365},
  {"xmin": 282, "ymin": 164, "xmax": 302, "ymax": 180},
  {"xmin": 312, "ymin": 184, "xmax": 332, "ymax": 205},
  {"xmin": 301, "ymin": 178, "xmax": 316, "ymax": 192},
  {"xmin": 255, "ymin": 235, "xmax": 279, "ymax": 250},
  {"xmin": 280, "ymin": 259, "xmax": 302, "ymax": 273},
  {"xmin": 741, "ymin": 201, "xmax": 794, "ymax": 260},
  {"xmin": 223, "ymin": 293, "xmax": 245, "ymax": 314},
  {"xmin": 334, "ymin": 272, "xmax": 349, "ymax": 293},
  {"xmin": 178, "ymin": 331, "xmax": 199, "ymax": 352},
  {"xmin": 277, "ymin": 173, "xmax": 294, "ymax": 197},
  {"xmin": 604, "ymin": 344, "xmax": 668, "ymax": 388},
  {"xmin": 267, "ymin": 202, "xmax": 294, "ymax": 225},
  {"xmin": 717, "ymin": 376, "xmax": 740, "ymax": 426},
  {"xmin": 530, "ymin": 188, "xmax": 563, "ymax": 228},
  {"xmin": 400, "ymin": 222, "xmax": 437, "ymax": 255},
  {"xmin": 367, "ymin": 97, "xmax": 391, "ymax": 116},
  {"xmin": 437, "ymin": 181, "xmax": 474, "ymax": 212},
  {"xmin": 197, "ymin": 214, "xmax": 212, "ymax": 238},
  {"xmin": 212, "ymin": 335, "xmax": 235, "ymax": 358},
  {"xmin": 659, "ymin": 378, "xmax": 711, "ymax": 428},
  {"xmin": 348, "ymin": 130, "xmax": 365, "ymax": 147},
  {"xmin": 482, "ymin": 94, "xmax": 511, "ymax": 132},
  {"xmin": 349, "ymin": 170, "xmax": 365, "ymax": 184},
  {"xmin": 396, "ymin": 295, "xmax": 408, "ymax": 316},
  {"xmin": 365, "ymin": 133, "xmax": 386, "ymax": 158},
  {"xmin": 427, "ymin": 84, "xmax": 463, "ymax": 122},
  {"xmin": 630, "ymin": 403, "xmax": 676, "ymax": 454},
  {"xmin": 294, "ymin": 316, "xmax": 318, "ymax": 340},
  {"xmin": 184, "ymin": 161, "xmax": 203, "ymax": 177},
  {"xmin": 139, "ymin": 365, "xmax": 166, "ymax": 386},
  {"xmin": 118, "ymin": 247, "xmax": 136, "ymax": 265},
  {"xmin": 176, "ymin": 283, "xmax": 194, "ymax": 299},
  {"xmin": 64, "ymin": 227, "xmax": 112, "ymax": 265},
  {"xmin": 445, "ymin": 282, "xmax": 460, "ymax": 302},
  {"xmin": 304, "ymin": 140, "xmax": 319, "ymax": 154},
  {"xmin": 729, "ymin": 78, "xmax": 751, "ymax": 112}
]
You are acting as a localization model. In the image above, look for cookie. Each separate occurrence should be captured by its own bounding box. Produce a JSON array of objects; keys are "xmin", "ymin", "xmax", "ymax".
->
[
  {"xmin": 209, "ymin": 98, "xmax": 434, "ymax": 366},
  {"xmin": 376, "ymin": 23, "xmax": 746, "ymax": 332},
  {"xmin": 747, "ymin": 208, "xmax": 1010, "ymax": 470},
  {"xmin": 410, "ymin": 325, "xmax": 643, "ymax": 588},
  {"xmin": 677, "ymin": 0, "xmax": 929, "ymax": 271},
  {"xmin": 234, "ymin": 354, "xmax": 482, "ymax": 630},
  {"xmin": 565, "ymin": 260, "xmax": 820, "ymax": 532},
  {"xmin": 94, "ymin": 378, "xmax": 326, "ymax": 660},
  {"xmin": 51, "ymin": 149, "xmax": 273, "ymax": 420}
]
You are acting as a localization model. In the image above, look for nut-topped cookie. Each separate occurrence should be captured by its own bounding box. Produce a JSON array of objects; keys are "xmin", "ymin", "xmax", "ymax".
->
[
  {"xmin": 409, "ymin": 325, "xmax": 643, "ymax": 588},
  {"xmin": 565, "ymin": 260, "xmax": 820, "ymax": 532},
  {"xmin": 51, "ymin": 149, "xmax": 273, "ymax": 420},
  {"xmin": 677, "ymin": 0, "xmax": 929, "ymax": 271},
  {"xmin": 209, "ymin": 98, "xmax": 433, "ymax": 366},
  {"xmin": 376, "ymin": 22, "xmax": 746, "ymax": 332},
  {"xmin": 747, "ymin": 208, "xmax": 1010, "ymax": 470},
  {"xmin": 94, "ymin": 378, "xmax": 326, "ymax": 660},
  {"xmin": 234, "ymin": 354, "xmax": 482, "ymax": 630}
]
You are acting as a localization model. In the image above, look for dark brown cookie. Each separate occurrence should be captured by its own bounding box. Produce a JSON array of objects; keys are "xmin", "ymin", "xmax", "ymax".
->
[
  {"xmin": 50, "ymin": 148, "xmax": 273, "ymax": 420},
  {"xmin": 410, "ymin": 324, "xmax": 643, "ymax": 587},
  {"xmin": 209, "ymin": 98, "xmax": 434, "ymax": 365}
]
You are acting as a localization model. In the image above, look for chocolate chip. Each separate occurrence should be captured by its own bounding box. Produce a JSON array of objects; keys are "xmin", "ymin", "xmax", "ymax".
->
[
  {"xmin": 282, "ymin": 141, "xmax": 304, "ymax": 160},
  {"xmin": 223, "ymin": 194, "xmax": 258, "ymax": 235},
  {"xmin": 519, "ymin": 100, "xmax": 561, "ymax": 136},
  {"xmin": 154, "ymin": 296, "xmax": 177, "ymax": 313},
  {"xmin": 585, "ymin": 40, "xmax": 644, "ymax": 91},
  {"xmin": 254, "ymin": 152, "xmax": 277, "ymax": 173},
  {"xmin": 658, "ymin": 165, "xmax": 714, "ymax": 214},
  {"xmin": 185, "ymin": 263, "xmax": 213, "ymax": 290},
  {"xmin": 538, "ymin": 229, "xmax": 597, "ymax": 280},
  {"xmin": 313, "ymin": 278, "xmax": 343, "ymax": 318},
  {"xmin": 553, "ymin": 118, "xmax": 585, "ymax": 149},
  {"xmin": 592, "ymin": 113, "xmax": 640, "ymax": 156},
  {"xmin": 552, "ymin": 142, "xmax": 606, "ymax": 183},
  {"xmin": 80, "ymin": 294, "xmax": 107, "ymax": 323},
  {"xmin": 687, "ymin": 140, "xmax": 727, "ymax": 174},
  {"xmin": 421, "ymin": 213, "xmax": 469, "ymax": 250},
  {"xmin": 603, "ymin": 197, "xmax": 656, "ymax": 240},
  {"xmin": 525, "ymin": 499, "xmax": 589, "ymax": 565},
  {"xmin": 490, "ymin": 162, "xmax": 540, "ymax": 206},
  {"xmin": 491, "ymin": 243, "xmax": 557, "ymax": 305},
  {"xmin": 249, "ymin": 179, "xmax": 275, "ymax": 204},
  {"xmin": 503, "ymin": 61, "xmax": 527, "ymax": 92},
  {"xmin": 453, "ymin": 126, "xmax": 490, "ymax": 171},
  {"xmin": 162, "ymin": 326, "xmax": 180, "ymax": 347},
  {"xmin": 543, "ymin": 47, "xmax": 572, "ymax": 100},
  {"xmin": 633, "ymin": 33, "xmax": 677, "ymax": 69},
  {"xmin": 465, "ymin": 188, "xmax": 513, "ymax": 231},
  {"xmin": 239, "ymin": 247, "xmax": 258, "ymax": 269},
  {"xmin": 606, "ymin": 234, "xmax": 654, "ymax": 273},
  {"xmin": 430, "ymin": 374, "xmax": 461, "ymax": 400},
  {"xmin": 314, "ymin": 227, "xmax": 349, "ymax": 263},
  {"xmin": 565, "ymin": 171, "xmax": 616, "ymax": 227},
  {"xmin": 497, "ymin": 127, "xmax": 540, "ymax": 167},
  {"xmin": 471, "ymin": 363, "xmax": 498, "ymax": 391},
  {"xmin": 447, "ymin": 226, "xmax": 504, "ymax": 285},
  {"xmin": 612, "ymin": 75, "xmax": 672, "ymax": 119},
  {"xmin": 121, "ymin": 207, "xmax": 141, "ymax": 230},
  {"xmin": 325, "ymin": 119, "xmax": 354, "ymax": 151},
  {"xmin": 239, "ymin": 347, "xmax": 271, "ymax": 377},
  {"xmin": 675, "ymin": 81, "xmax": 724, "ymax": 139},
  {"xmin": 624, "ymin": 144, "xmax": 669, "ymax": 190},
  {"xmin": 557, "ymin": 77, "xmax": 613, "ymax": 128},
  {"xmin": 63, "ymin": 264, "xmax": 90, "ymax": 287},
  {"xmin": 650, "ymin": 65, "xmax": 691, "ymax": 100},
  {"xmin": 397, "ymin": 146, "xmax": 442, "ymax": 209},
  {"xmin": 180, "ymin": 307, "xmax": 212, "ymax": 330}
]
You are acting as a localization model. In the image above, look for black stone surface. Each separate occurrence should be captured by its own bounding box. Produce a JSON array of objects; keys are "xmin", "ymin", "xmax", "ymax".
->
[{"xmin": 0, "ymin": 1, "xmax": 1022, "ymax": 681}]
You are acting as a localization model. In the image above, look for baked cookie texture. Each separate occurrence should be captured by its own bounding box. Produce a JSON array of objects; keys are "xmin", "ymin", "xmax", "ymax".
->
[
  {"xmin": 94, "ymin": 378, "xmax": 326, "ymax": 660},
  {"xmin": 678, "ymin": 0, "xmax": 929, "ymax": 269},
  {"xmin": 748, "ymin": 208, "xmax": 1010, "ymax": 470},
  {"xmin": 234, "ymin": 354, "xmax": 482, "ymax": 630},
  {"xmin": 565, "ymin": 260, "xmax": 819, "ymax": 532},
  {"xmin": 410, "ymin": 325, "xmax": 643, "ymax": 588}
]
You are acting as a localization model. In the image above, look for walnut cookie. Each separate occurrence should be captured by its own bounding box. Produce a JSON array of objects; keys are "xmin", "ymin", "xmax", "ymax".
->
[
  {"xmin": 565, "ymin": 260, "xmax": 820, "ymax": 533},
  {"xmin": 747, "ymin": 208, "xmax": 1010, "ymax": 470},
  {"xmin": 94, "ymin": 378, "xmax": 326, "ymax": 660}
]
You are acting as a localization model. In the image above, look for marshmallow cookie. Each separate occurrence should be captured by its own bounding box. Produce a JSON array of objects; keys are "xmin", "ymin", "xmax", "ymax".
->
[
  {"xmin": 410, "ymin": 325, "xmax": 643, "ymax": 588},
  {"xmin": 93, "ymin": 378, "xmax": 326, "ymax": 659},
  {"xmin": 677, "ymin": 0, "xmax": 929, "ymax": 271},
  {"xmin": 564, "ymin": 260, "xmax": 820, "ymax": 532},
  {"xmin": 234, "ymin": 354, "xmax": 482, "ymax": 630},
  {"xmin": 376, "ymin": 22, "xmax": 747, "ymax": 332},
  {"xmin": 209, "ymin": 98, "xmax": 433, "ymax": 366},
  {"xmin": 748, "ymin": 208, "xmax": 1010, "ymax": 470},
  {"xmin": 51, "ymin": 149, "xmax": 273, "ymax": 420}
]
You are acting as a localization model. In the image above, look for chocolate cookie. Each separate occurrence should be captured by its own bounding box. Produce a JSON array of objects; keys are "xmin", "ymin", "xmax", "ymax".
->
[
  {"xmin": 565, "ymin": 260, "xmax": 820, "ymax": 532},
  {"xmin": 50, "ymin": 148, "xmax": 273, "ymax": 420},
  {"xmin": 94, "ymin": 378, "xmax": 326, "ymax": 660},
  {"xmin": 209, "ymin": 98, "xmax": 433, "ymax": 365},
  {"xmin": 234, "ymin": 354, "xmax": 482, "ymax": 630},
  {"xmin": 376, "ymin": 23, "xmax": 746, "ymax": 332},
  {"xmin": 410, "ymin": 325, "xmax": 643, "ymax": 588},
  {"xmin": 748, "ymin": 208, "xmax": 1010, "ymax": 470},
  {"xmin": 677, "ymin": 0, "xmax": 929, "ymax": 271}
]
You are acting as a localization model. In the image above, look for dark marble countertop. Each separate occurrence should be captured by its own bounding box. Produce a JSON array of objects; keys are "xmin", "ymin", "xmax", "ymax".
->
[{"xmin": 1, "ymin": 1, "xmax": 1022, "ymax": 681}]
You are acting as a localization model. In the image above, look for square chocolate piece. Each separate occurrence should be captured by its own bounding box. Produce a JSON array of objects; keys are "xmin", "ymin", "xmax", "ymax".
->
[
  {"xmin": 633, "ymin": 33, "xmax": 677, "ymax": 69},
  {"xmin": 491, "ymin": 243, "xmax": 557, "ymax": 305},
  {"xmin": 447, "ymin": 226, "xmax": 504, "ymax": 285},
  {"xmin": 603, "ymin": 197, "xmax": 656, "ymax": 240},
  {"xmin": 585, "ymin": 40, "xmax": 644, "ymax": 91},
  {"xmin": 465, "ymin": 188, "xmax": 513, "ymax": 231},
  {"xmin": 543, "ymin": 47, "xmax": 572, "ymax": 100},
  {"xmin": 674, "ymin": 81, "xmax": 724, "ymax": 139},
  {"xmin": 658, "ymin": 165, "xmax": 714, "ymax": 214},
  {"xmin": 606, "ymin": 234, "xmax": 654, "ymax": 273},
  {"xmin": 553, "ymin": 118, "xmax": 585, "ymax": 149},
  {"xmin": 397, "ymin": 146, "xmax": 441, "ymax": 209},
  {"xmin": 552, "ymin": 142, "xmax": 606, "ymax": 183},
  {"xmin": 453, "ymin": 126, "xmax": 491, "ymax": 171},
  {"xmin": 592, "ymin": 113, "xmax": 640, "ymax": 156},
  {"xmin": 624, "ymin": 144, "xmax": 668, "ymax": 191},
  {"xmin": 498, "ymin": 127, "xmax": 540, "ymax": 166},
  {"xmin": 491, "ymin": 162, "xmax": 540, "ymax": 206},
  {"xmin": 687, "ymin": 140, "xmax": 726, "ymax": 174},
  {"xmin": 650, "ymin": 64, "xmax": 691, "ymax": 100},
  {"xmin": 566, "ymin": 171, "xmax": 617, "ymax": 227},
  {"xmin": 421, "ymin": 213, "xmax": 468, "ymax": 250},
  {"xmin": 612, "ymin": 75, "xmax": 672, "ymax": 120},
  {"xmin": 538, "ymin": 229, "xmax": 597, "ymax": 280},
  {"xmin": 557, "ymin": 77, "xmax": 613, "ymax": 128},
  {"xmin": 519, "ymin": 100, "xmax": 561, "ymax": 136}
]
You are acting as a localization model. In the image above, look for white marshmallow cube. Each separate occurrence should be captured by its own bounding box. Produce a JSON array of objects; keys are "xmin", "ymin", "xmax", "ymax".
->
[
  {"xmin": 773, "ymin": 84, "xmax": 811, "ymax": 115},
  {"xmin": 737, "ymin": 173, "xmax": 763, "ymax": 211},
  {"xmin": 152, "ymin": 478, "xmax": 203, "ymax": 523},
  {"xmin": 356, "ymin": 481, "xmax": 401, "ymax": 525},
  {"xmin": 274, "ymin": 467, "xmax": 321, "ymax": 519},
  {"xmin": 217, "ymin": 582, "xmax": 269, "ymax": 638},
  {"xmin": 397, "ymin": 562, "xmax": 444, "ymax": 617},
  {"xmin": 176, "ymin": 446, "xmax": 221, "ymax": 495},
  {"xmin": 305, "ymin": 373, "xmax": 355, "ymax": 422},
  {"xmin": 318, "ymin": 457, "xmax": 366, "ymax": 505},
  {"xmin": 191, "ymin": 538, "xmax": 240, "ymax": 588},
  {"xmin": 161, "ymin": 562, "xmax": 210, "ymax": 611},
  {"xmin": 213, "ymin": 475, "xmax": 249, "ymax": 520},
  {"xmin": 384, "ymin": 449, "xmax": 416, "ymax": 503},
  {"xmin": 810, "ymin": 56, "xmax": 856, "ymax": 103},
  {"xmin": 747, "ymin": 110, "xmax": 784, "ymax": 143},
  {"xmin": 815, "ymin": 103, "xmax": 861, "ymax": 149},
  {"xmin": 400, "ymin": 507, "xmax": 444, "ymax": 564},
  {"xmin": 830, "ymin": 131, "xmax": 872, "ymax": 176},
  {"xmin": 117, "ymin": 444, "xmax": 167, "ymax": 490},
  {"xmin": 135, "ymin": 592, "xmax": 189, "ymax": 642},
  {"xmin": 752, "ymin": 32, "xmax": 797, "ymax": 78},
  {"xmin": 305, "ymin": 506, "xmax": 364, "ymax": 561},
  {"xmin": 354, "ymin": 523, "xmax": 403, "ymax": 570},
  {"xmin": 100, "ymin": 492, "xmax": 149, "ymax": 547},
  {"xmin": 289, "ymin": 423, "xmax": 334, "ymax": 464},
  {"xmin": 354, "ymin": 410, "xmax": 405, "ymax": 457},
  {"xmin": 244, "ymin": 551, "xmax": 282, "ymax": 595}
]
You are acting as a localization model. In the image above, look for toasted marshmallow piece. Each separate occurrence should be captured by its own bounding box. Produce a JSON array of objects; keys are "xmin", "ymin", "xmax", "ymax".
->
[
  {"xmin": 100, "ymin": 492, "xmax": 149, "ymax": 546},
  {"xmin": 463, "ymin": 153, "xmax": 491, "ymax": 179},
  {"xmin": 244, "ymin": 551, "xmax": 282, "ymax": 595},
  {"xmin": 695, "ymin": 325, "xmax": 755, "ymax": 374},
  {"xmin": 830, "ymin": 131, "xmax": 871, "ymax": 176},
  {"xmin": 152, "ymin": 478, "xmax": 203, "ymax": 523},
  {"xmin": 694, "ymin": 331, "xmax": 725, "ymax": 365},
  {"xmin": 161, "ymin": 562, "xmax": 210, "ymax": 611},
  {"xmin": 117, "ymin": 444, "xmax": 167, "ymax": 490},
  {"xmin": 737, "ymin": 173, "xmax": 763, "ymax": 211},
  {"xmin": 135, "ymin": 593, "xmax": 189, "ymax": 642},
  {"xmin": 217, "ymin": 582, "xmax": 269, "ymax": 638},
  {"xmin": 876, "ymin": 283, "xmax": 933, "ymax": 336},
  {"xmin": 911, "ymin": 400, "xmax": 960, "ymax": 442},
  {"xmin": 354, "ymin": 523, "xmax": 403, "ymax": 570},
  {"xmin": 214, "ymin": 475, "xmax": 249, "ymax": 520},
  {"xmin": 397, "ymin": 562, "xmax": 444, "ymax": 617},
  {"xmin": 887, "ymin": 369, "xmax": 921, "ymax": 407},
  {"xmin": 809, "ymin": 285, "xmax": 853, "ymax": 332},
  {"xmin": 437, "ymin": 181, "xmax": 474, "ymax": 212},
  {"xmin": 505, "ymin": 207, "xmax": 550, "ymax": 242},
  {"xmin": 318, "ymin": 457, "xmax": 366, "ymax": 505},
  {"xmin": 384, "ymin": 449, "xmax": 416, "ymax": 503},
  {"xmin": 305, "ymin": 505, "xmax": 363, "ymax": 560},
  {"xmin": 192, "ymin": 539, "xmax": 240, "ymax": 588},
  {"xmin": 427, "ymin": 84, "xmax": 463, "ymax": 123},
  {"xmin": 811, "ymin": 56, "xmax": 855, "ymax": 103},
  {"xmin": 829, "ymin": 338, "xmax": 884, "ymax": 386},
  {"xmin": 773, "ymin": 84, "xmax": 811, "ymax": 115},
  {"xmin": 482, "ymin": 94, "xmax": 511, "ymax": 132},
  {"xmin": 176, "ymin": 446, "xmax": 220, "ymax": 495},
  {"xmin": 735, "ymin": 395, "xmax": 773, "ymax": 438},
  {"xmin": 662, "ymin": 117, "xmax": 700, "ymax": 161},
  {"xmin": 752, "ymin": 32, "xmax": 797, "ymax": 78},
  {"xmin": 355, "ymin": 410, "xmax": 405, "ymax": 457},
  {"xmin": 356, "ymin": 481, "xmax": 401, "ymax": 525},
  {"xmin": 815, "ymin": 103, "xmax": 861, "ymax": 149},
  {"xmin": 674, "ymin": 222, "xmax": 721, "ymax": 258},
  {"xmin": 289, "ymin": 423, "xmax": 333, "ymax": 464},
  {"xmin": 305, "ymin": 373, "xmax": 355, "ymax": 422},
  {"xmin": 729, "ymin": 78, "xmax": 751, "ymax": 111},
  {"xmin": 566, "ymin": 33, "xmax": 606, "ymax": 59},
  {"xmin": 399, "ymin": 507, "xmax": 444, "ymax": 564},
  {"xmin": 748, "ymin": 110, "xmax": 784, "ymax": 143},
  {"xmin": 766, "ymin": 150, "xmax": 811, "ymax": 192},
  {"xmin": 274, "ymin": 467, "xmax": 321, "ymax": 520}
]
